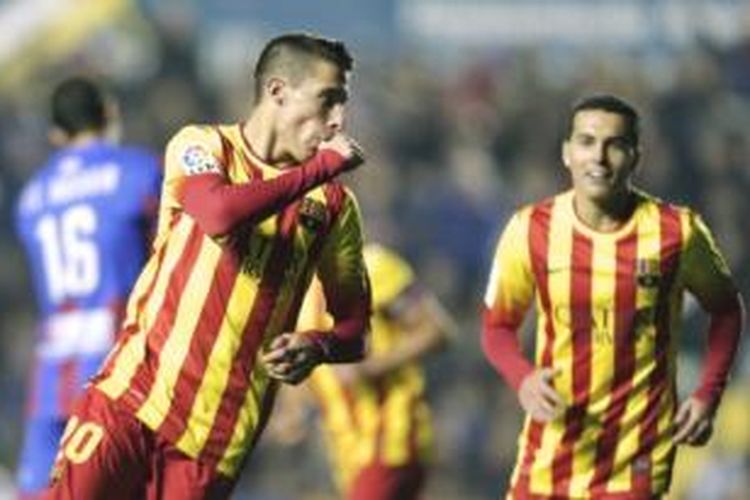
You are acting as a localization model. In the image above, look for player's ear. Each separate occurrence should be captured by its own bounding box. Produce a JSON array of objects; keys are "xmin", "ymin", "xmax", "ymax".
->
[
  {"xmin": 561, "ymin": 141, "xmax": 572, "ymax": 171},
  {"xmin": 266, "ymin": 77, "xmax": 286, "ymax": 106},
  {"xmin": 632, "ymin": 145, "xmax": 642, "ymax": 170},
  {"xmin": 625, "ymin": 143, "xmax": 641, "ymax": 176}
]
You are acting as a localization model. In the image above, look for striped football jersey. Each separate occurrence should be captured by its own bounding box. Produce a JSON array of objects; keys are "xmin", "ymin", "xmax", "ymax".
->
[{"xmin": 484, "ymin": 189, "xmax": 735, "ymax": 498}]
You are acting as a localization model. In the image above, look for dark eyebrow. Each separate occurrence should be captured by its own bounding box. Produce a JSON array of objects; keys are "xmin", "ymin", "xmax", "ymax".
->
[
  {"xmin": 572, "ymin": 131, "xmax": 595, "ymax": 141},
  {"xmin": 320, "ymin": 87, "xmax": 348, "ymax": 104},
  {"xmin": 606, "ymin": 135, "xmax": 635, "ymax": 149}
]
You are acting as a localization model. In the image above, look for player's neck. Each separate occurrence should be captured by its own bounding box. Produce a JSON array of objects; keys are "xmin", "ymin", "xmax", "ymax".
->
[
  {"xmin": 64, "ymin": 131, "xmax": 105, "ymax": 148},
  {"xmin": 573, "ymin": 189, "xmax": 636, "ymax": 233},
  {"xmin": 242, "ymin": 109, "xmax": 295, "ymax": 169}
]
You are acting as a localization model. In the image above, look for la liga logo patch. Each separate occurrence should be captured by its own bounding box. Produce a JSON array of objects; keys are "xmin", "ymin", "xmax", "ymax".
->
[{"xmin": 181, "ymin": 145, "xmax": 221, "ymax": 175}]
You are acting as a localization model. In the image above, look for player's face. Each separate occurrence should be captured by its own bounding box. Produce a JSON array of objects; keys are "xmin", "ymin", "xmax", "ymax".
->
[
  {"xmin": 277, "ymin": 60, "xmax": 348, "ymax": 163},
  {"xmin": 562, "ymin": 110, "xmax": 639, "ymax": 204}
]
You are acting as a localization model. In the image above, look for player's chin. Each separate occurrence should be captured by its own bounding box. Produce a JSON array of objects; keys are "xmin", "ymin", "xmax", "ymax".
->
[{"xmin": 581, "ymin": 184, "xmax": 618, "ymax": 202}]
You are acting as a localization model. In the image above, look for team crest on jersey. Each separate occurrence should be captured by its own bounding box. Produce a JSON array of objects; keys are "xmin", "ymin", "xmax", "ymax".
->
[
  {"xmin": 299, "ymin": 198, "xmax": 328, "ymax": 232},
  {"xmin": 181, "ymin": 145, "xmax": 220, "ymax": 175},
  {"xmin": 636, "ymin": 258, "xmax": 660, "ymax": 288}
]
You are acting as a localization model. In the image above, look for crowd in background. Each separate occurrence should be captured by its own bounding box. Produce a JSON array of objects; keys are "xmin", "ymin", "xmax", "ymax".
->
[{"xmin": 0, "ymin": 3, "xmax": 748, "ymax": 499}]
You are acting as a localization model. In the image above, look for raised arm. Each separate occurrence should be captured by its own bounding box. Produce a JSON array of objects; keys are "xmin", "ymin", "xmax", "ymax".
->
[
  {"xmin": 262, "ymin": 191, "xmax": 371, "ymax": 385},
  {"xmin": 165, "ymin": 127, "xmax": 363, "ymax": 237}
]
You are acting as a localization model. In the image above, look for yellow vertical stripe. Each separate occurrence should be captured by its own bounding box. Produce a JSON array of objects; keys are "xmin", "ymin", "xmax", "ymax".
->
[
  {"xmin": 217, "ymin": 362, "xmax": 269, "ymax": 476},
  {"xmin": 530, "ymin": 197, "xmax": 572, "ymax": 496},
  {"xmin": 357, "ymin": 388, "xmax": 380, "ymax": 466},
  {"xmin": 96, "ymin": 218, "xmax": 195, "ymax": 399},
  {"xmin": 121, "ymin": 239, "xmax": 161, "ymax": 331},
  {"xmin": 308, "ymin": 367, "xmax": 363, "ymax": 490},
  {"xmin": 649, "ymin": 209, "xmax": 690, "ymax": 490},
  {"xmin": 608, "ymin": 203, "xmax": 661, "ymax": 492},
  {"xmin": 135, "ymin": 240, "xmax": 223, "ymax": 428},
  {"xmin": 382, "ymin": 389, "xmax": 412, "ymax": 464},
  {"xmin": 175, "ymin": 273, "xmax": 259, "ymax": 454},
  {"xmin": 142, "ymin": 219, "xmax": 195, "ymax": 329},
  {"xmin": 570, "ymin": 236, "xmax": 617, "ymax": 495}
]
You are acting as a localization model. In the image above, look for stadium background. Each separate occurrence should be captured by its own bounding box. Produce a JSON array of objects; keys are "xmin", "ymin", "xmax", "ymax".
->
[{"xmin": 0, "ymin": 0, "xmax": 748, "ymax": 498}]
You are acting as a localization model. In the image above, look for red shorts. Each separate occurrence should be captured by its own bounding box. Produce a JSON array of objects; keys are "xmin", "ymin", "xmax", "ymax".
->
[
  {"xmin": 43, "ymin": 388, "xmax": 235, "ymax": 500},
  {"xmin": 348, "ymin": 462, "xmax": 426, "ymax": 500}
]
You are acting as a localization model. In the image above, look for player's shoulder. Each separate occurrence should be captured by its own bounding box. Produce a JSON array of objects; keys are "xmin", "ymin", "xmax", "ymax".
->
[
  {"xmin": 502, "ymin": 194, "xmax": 554, "ymax": 227},
  {"xmin": 634, "ymin": 188, "xmax": 700, "ymax": 223},
  {"xmin": 165, "ymin": 123, "xmax": 228, "ymax": 176},
  {"xmin": 633, "ymin": 189, "xmax": 712, "ymax": 245},
  {"xmin": 15, "ymin": 176, "xmax": 45, "ymax": 219},
  {"xmin": 632, "ymin": 187, "xmax": 685, "ymax": 212},
  {"xmin": 15, "ymin": 155, "xmax": 60, "ymax": 217},
  {"xmin": 518, "ymin": 191, "xmax": 566, "ymax": 217},
  {"xmin": 363, "ymin": 243, "xmax": 410, "ymax": 274},
  {"xmin": 168, "ymin": 123, "xmax": 223, "ymax": 149},
  {"xmin": 363, "ymin": 243, "xmax": 415, "ymax": 303}
]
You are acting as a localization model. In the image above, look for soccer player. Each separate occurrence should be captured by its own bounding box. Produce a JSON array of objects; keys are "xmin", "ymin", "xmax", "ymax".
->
[
  {"xmin": 295, "ymin": 243, "xmax": 455, "ymax": 500},
  {"xmin": 14, "ymin": 77, "xmax": 161, "ymax": 499},
  {"xmin": 481, "ymin": 94, "xmax": 745, "ymax": 499},
  {"xmin": 45, "ymin": 33, "xmax": 371, "ymax": 499}
]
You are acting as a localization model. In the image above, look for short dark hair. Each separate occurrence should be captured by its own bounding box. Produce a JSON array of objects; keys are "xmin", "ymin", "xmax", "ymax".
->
[
  {"xmin": 51, "ymin": 77, "xmax": 108, "ymax": 135},
  {"xmin": 253, "ymin": 33, "xmax": 354, "ymax": 100},
  {"xmin": 567, "ymin": 94, "xmax": 640, "ymax": 146}
]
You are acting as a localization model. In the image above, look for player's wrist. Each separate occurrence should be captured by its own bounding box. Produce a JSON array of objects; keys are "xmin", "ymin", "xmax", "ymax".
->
[
  {"xmin": 316, "ymin": 149, "xmax": 363, "ymax": 174},
  {"xmin": 300, "ymin": 330, "xmax": 330, "ymax": 363},
  {"xmin": 308, "ymin": 150, "xmax": 345, "ymax": 175},
  {"xmin": 691, "ymin": 389, "xmax": 720, "ymax": 414}
]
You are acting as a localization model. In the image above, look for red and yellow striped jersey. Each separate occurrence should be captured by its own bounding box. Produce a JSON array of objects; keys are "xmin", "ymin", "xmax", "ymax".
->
[
  {"xmin": 93, "ymin": 124, "xmax": 368, "ymax": 477},
  {"xmin": 484, "ymin": 189, "xmax": 735, "ymax": 498},
  {"xmin": 298, "ymin": 244, "xmax": 434, "ymax": 492}
]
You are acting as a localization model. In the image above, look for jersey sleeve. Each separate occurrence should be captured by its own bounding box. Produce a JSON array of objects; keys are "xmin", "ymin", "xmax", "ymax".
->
[
  {"xmin": 680, "ymin": 210, "xmax": 744, "ymax": 405},
  {"xmin": 483, "ymin": 209, "xmax": 535, "ymax": 323},
  {"xmin": 481, "ymin": 208, "xmax": 537, "ymax": 391},
  {"xmin": 309, "ymin": 189, "xmax": 371, "ymax": 362},
  {"xmin": 680, "ymin": 211, "xmax": 736, "ymax": 308}
]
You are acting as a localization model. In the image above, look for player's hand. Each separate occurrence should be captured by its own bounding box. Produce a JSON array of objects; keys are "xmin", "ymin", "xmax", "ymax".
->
[
  {"xmin": 672, "ymin": 396, "xmax": 715, "ymax": 446},
  {"xmin": 319, "ymin": 133, "xmax": 365, "ymax": 171},
  {"xmin": 262, "ymin": 332, "xmax": 323, "ymax": 385},
  {"xmin": 518, "ymin": 367, "xmax": 565, "ymax": 423}
]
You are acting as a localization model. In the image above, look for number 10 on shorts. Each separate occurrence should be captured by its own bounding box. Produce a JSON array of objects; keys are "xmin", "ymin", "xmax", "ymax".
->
[{"xmin": 56, "ymin": 415, "xmax": 105, "ymax": 464}]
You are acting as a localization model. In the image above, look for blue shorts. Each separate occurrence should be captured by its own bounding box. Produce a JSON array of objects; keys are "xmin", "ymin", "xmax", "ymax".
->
[{"xmin": 16, "ymin": 415, "xmax": 67, "ymax": 494}]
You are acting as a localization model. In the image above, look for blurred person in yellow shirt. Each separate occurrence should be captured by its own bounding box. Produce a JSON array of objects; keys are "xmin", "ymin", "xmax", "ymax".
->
[{"xmin": 293, "ymin": 243, "xmax": 456, "ymax": 499}]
